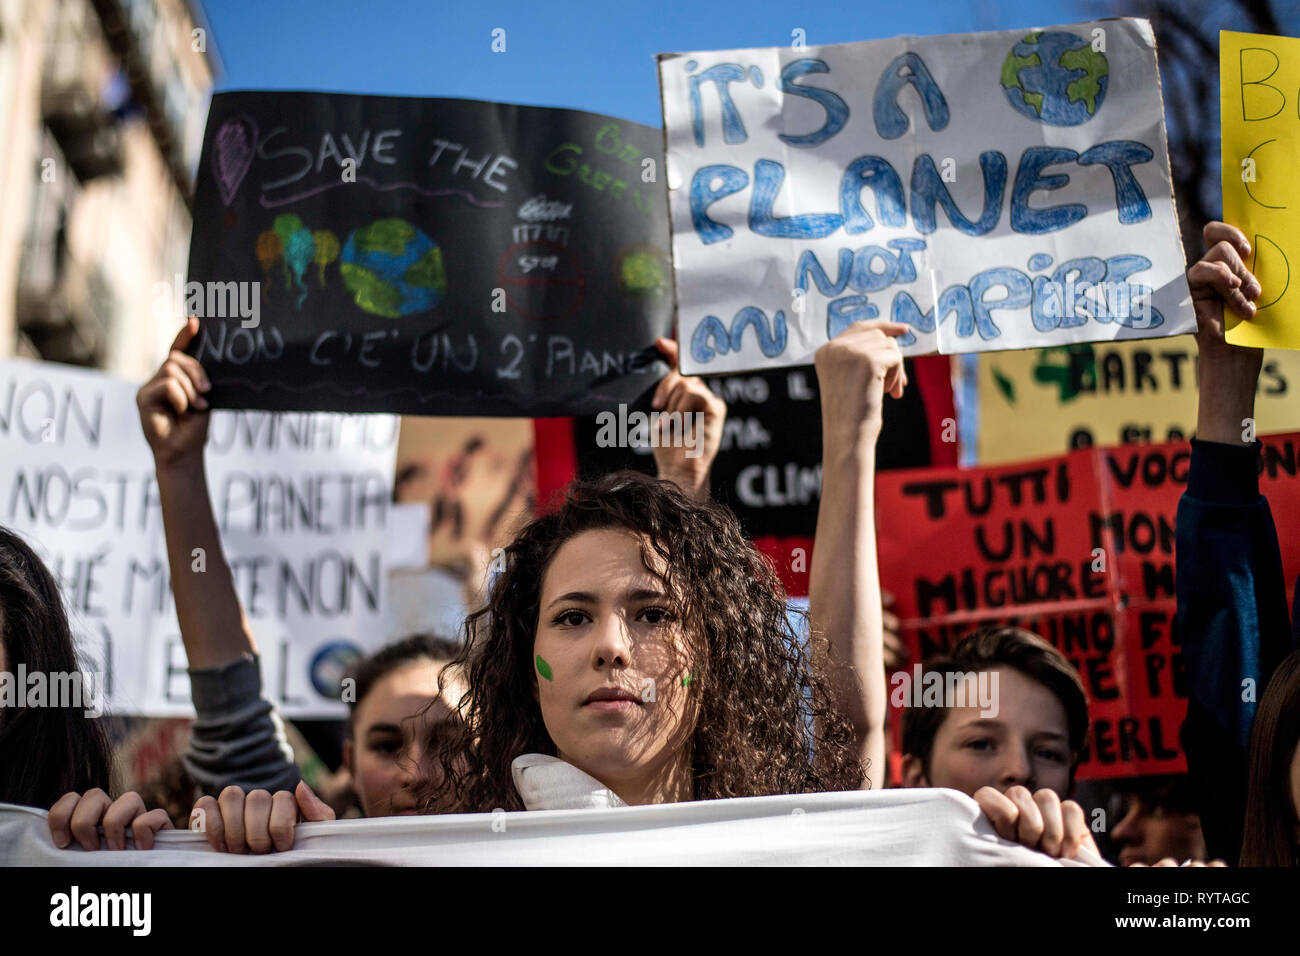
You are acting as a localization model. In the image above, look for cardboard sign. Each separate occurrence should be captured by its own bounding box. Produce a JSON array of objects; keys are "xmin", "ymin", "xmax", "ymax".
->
[
  {"xmin": 0, "ymin": 358, "xmax": 399, "ymax": 717},
  {"xmin": 658, "ymin": 19, "xmax": 1194, "ymax": 374},
  {"xmin": 971, "ymin": 340, "xmax": 1300, "ymax": 464},
  {"xmin": 1221, "ymin": 31, "xmax": 1300, "ymax": 349},
  {"xmin": 186, "ymin": 92, "xmax": 673, "ymax": 417},
  {"xmin": 875, "ymin": 433, "xmax": 1300, "ymax": 779}
]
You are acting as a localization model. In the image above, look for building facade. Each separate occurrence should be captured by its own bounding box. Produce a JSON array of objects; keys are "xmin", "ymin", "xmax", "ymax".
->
[{"xmin": 0, "ymin": 0, "xmax": 216, "ymax": 380}]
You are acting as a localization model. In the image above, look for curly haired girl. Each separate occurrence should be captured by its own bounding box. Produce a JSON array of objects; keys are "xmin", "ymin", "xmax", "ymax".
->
[{"xmin": 425, "ymin": 470, "xmax": 863, "ymax": 812}]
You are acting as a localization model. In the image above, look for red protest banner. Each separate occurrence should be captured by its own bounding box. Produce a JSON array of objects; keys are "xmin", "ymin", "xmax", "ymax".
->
[
  {"xmin": 876, "ymin": 432, "xmax": 1300, "ymax": 780},
  {"xmin": 1092, "ymin": 443, "xmax": 1187, "ymax": 777}
]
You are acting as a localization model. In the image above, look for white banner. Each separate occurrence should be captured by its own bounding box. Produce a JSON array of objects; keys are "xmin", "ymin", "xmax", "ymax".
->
[
  {"xmin": 0, "ymin": 357, "xmax": 399, "ymax": 718},
  {"xmin": 658, "ymin": 19, "xmax": 1194, "ymax": 374},
  {"xmin": 0, "ymin": 789, "xmax": 1102, "ymax": 866}
]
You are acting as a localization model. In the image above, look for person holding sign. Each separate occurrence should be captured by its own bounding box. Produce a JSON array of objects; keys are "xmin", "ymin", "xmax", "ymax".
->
[
  {"xmin": 424, "ymin": 463, "xmax": 1097, "ymax": 863},
  {"xmin": 139, "ymin": 319, "xmax": 464, "ymax": 850},
  {"xmin": 139, "ymin": 319, "xmax": 312, "ymax": 823},
  {"xmin": 124, "ymin": 320, "xmax": 729, "ymax": 852},
  {"xmin": 43, "ymin": 319, "xmax": 318, "ymax": 852},
  {"xmin": 802, "ymin": 319, "xmax": 1100, "ymax": 858},
  {"xmin": 1177, "ymin": 220, "xmax": 1300, "ymax": 866},
  {"xmin": 48, "ymin": 317, "xmax": 463, "ymax": 851}
]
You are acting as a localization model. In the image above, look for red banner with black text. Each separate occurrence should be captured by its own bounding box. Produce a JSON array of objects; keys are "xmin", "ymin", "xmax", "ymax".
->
[{"xmin": 877, "ymin": 433, "xmax": 1300, "ymax": 780}]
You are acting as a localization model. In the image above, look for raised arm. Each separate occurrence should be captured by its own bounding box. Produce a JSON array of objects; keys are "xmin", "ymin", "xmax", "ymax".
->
[
  {"xmin": 809, "ymin": 320, "xmax": 909, "ymax": 787},
  {"xmin": 1177, "ymin": 221, "xmax": 1295, "ymax": 863},
  {"xmin": 137, "ymin": 318, "xmax": 298, "ymax": 794},
  {"xmin": 139, "ymin": 318, "xmax": 251, "ymax": 668}
]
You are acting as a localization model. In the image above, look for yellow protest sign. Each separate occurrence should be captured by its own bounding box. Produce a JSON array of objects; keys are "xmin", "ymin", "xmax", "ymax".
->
[
  {"xmin": 1221, "ymin": 30, "xmax": 1300, "ymax": 348},
  {"xmin": 973, "ymin": 341, "xmax": 1300, "ymax": 465}
]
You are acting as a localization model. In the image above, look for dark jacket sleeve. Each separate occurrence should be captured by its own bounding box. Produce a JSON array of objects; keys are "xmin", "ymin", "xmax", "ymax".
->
[
  {"xmin": 181, "ymin": 654, "xmax": 301, "ymax": 795},
  {"xmin": 1175, "ymin": 438, "xmax": 1294, "ymax": 863}
]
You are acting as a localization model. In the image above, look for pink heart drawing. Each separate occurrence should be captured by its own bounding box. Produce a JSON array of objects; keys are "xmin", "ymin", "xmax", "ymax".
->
[{"xmin": 213, "ymin": 115, "xmax": 257, "ymax": 206}]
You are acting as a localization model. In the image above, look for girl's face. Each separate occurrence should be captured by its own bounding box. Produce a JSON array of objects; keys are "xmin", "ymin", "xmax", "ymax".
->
[
  {"xmin": 902, "ymin": 667, "xmax": 1073, "ymax": 798},
  {"xmin": 347, "ymin": 658, "xmax": 464, "ymax": 817},
  {"xmin": 533, "ymin": 528, "xmax": 697, "ymax": 805}
]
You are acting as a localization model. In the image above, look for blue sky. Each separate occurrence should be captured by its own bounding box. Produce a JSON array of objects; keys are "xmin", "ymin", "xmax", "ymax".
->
[{"xmin": 199, "ymin": 0, "xmax": 1108, "ymax": 127}]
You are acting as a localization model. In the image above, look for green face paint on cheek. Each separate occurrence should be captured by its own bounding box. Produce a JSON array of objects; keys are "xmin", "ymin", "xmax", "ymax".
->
[{"xmin": 535, "ymin": 655, "xmax": 553, "ymax": 681}]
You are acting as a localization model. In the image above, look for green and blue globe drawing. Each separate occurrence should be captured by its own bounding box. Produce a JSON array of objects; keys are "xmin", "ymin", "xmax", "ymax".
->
[
  {"xmin": 310, "ymin": 640, "xmax": 363, "ymax": 699},
  {"xmin": 1001, "ymin": 31, "xmax": 1109, "ymax": 127},
  {"xmin": 339, "ymin": 218, "xmax": 447, "ymax": 318}
]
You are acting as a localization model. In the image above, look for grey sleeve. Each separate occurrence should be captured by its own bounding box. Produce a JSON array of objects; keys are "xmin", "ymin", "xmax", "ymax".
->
[{"xmin": 181, "ymin": 654, "xmax": 302, "ymax": 795}]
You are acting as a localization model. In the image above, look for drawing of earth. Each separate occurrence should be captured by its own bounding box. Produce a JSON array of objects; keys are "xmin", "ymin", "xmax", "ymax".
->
[
  {"xmin": 339, "ymin": 218, "xmax": 447, "ymax": 318},
  {"xmin": 310, "ymin": 640, "xmax": 363, "ymax": 699},
  {"xmin": 1001, "ymin": 30, "xmax": 1108, "ymax": 126},
  {"xmin": 617, "ymin": 246, "xmax": 669, "ymax": 297}
]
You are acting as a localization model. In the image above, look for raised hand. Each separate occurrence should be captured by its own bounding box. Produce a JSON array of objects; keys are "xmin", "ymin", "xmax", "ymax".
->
[
  {"xmin": 137, "ymin": 317, "xmax": 211, "ymax": 469},
  {"xmin": 1187, "ymin": 222, "xmax": 1264, "ymax": 445},
  {"xmin": 813, "ymin": 320, "xmax": 909, "ymax": 446},
  {"xmin": 650, "ymin": 337, "xmax": 727, "ymax": 501},
  {"xmin": 1191, "ymin": 221, "xmax": 1261, "ymax": 341}
]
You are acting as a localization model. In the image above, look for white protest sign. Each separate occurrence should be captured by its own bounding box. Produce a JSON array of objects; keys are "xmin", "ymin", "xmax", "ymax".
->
[
  {"xmin": 658, "ymin": 19, "xmax": 1194, "ymax": 374},
  {"xmin": 0, "ymin": 357, "xmax": 399, "ymax": 718}
]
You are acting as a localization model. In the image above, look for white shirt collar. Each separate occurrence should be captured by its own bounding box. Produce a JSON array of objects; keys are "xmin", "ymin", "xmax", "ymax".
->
[{"xmin": 511, "ymin": 754, "xmax": 628, "ymax": 810}]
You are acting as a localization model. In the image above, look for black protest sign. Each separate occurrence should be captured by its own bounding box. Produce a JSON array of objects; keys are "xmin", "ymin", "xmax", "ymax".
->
[
  {"xmin": 186, "ymin": 91, "xmax": 673, "ymax": 417},
  {"xmin": 572, "ymin": 360, "xmax": 935, "ymax": 593}
]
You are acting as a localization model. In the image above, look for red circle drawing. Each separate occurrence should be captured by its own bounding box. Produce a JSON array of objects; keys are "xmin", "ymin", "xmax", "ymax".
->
[{"xmin": 496, "ymin": 241, "xmax": 584, "ymax": 320}]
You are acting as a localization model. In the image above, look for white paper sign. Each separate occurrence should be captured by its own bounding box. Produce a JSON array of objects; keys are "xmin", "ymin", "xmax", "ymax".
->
[
  {"xmin": 0, "ymin": 357, "xmax": 399, "ymax": 718},
  {"xmin": 658, "ymin": 19, "xmax": 1195, "ymax": 374}
]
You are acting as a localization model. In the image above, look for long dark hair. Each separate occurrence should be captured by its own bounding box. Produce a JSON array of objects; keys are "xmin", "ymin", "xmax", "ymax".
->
[
  {"xmin": 425, "ymin": 471, "xmax": 863, "ymax": 812},
  {"xmin": 0, "ymin": 526, "xmax": 114, "ymax": 808},
  {"xmin": 1241, "ymin": 649, "xmax": 1300, "ymax": 866}
]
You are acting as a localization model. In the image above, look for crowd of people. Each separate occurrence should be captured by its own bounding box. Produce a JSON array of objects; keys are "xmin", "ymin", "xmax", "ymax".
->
[{"xmin": 1, "ymin": 221, "xmax": 1297, "ymax": 866}]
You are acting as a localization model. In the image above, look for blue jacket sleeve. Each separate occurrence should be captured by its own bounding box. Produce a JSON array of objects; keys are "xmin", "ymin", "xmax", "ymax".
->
[
  {"xmin": 181, "ymin": 654, "xmax": 302, "ymax": 795},
  {"xmin": 1175, "ymin": 438, "xmax": 1294, "ymax": 863}
]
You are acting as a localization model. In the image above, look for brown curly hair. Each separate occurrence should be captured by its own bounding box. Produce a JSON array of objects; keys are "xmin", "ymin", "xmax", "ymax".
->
[{"xmin": 423, "ymin": 471, "xmax": 864, "ymax": 812}]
